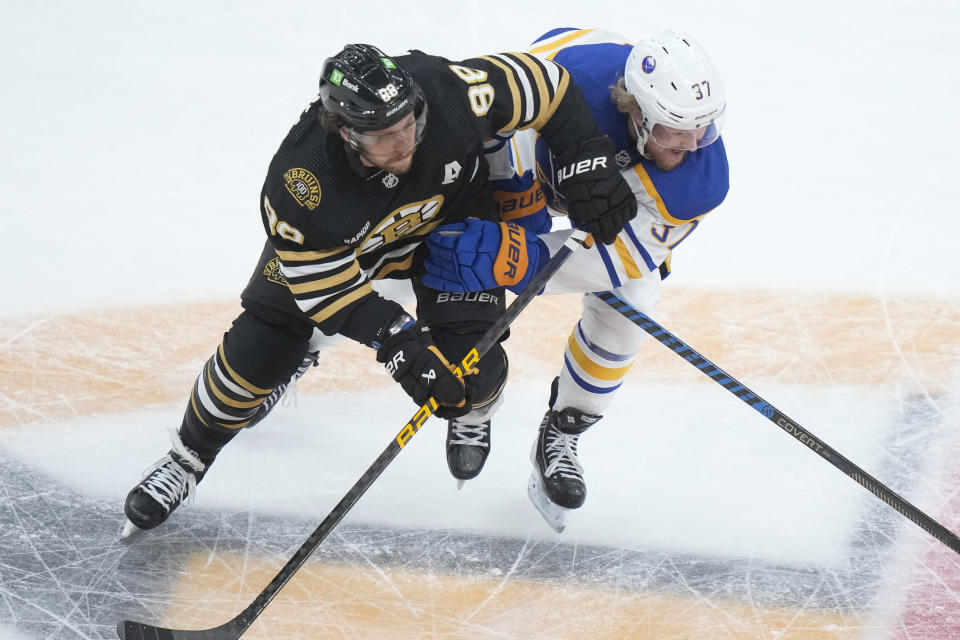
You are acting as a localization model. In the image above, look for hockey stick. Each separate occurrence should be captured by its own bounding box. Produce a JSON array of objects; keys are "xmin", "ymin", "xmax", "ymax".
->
[
  {"xmin": 594, "ymin": 290, "xmax": 960, "ymax": 555},
  {"xmin": 116, "ymin": 228, "xmax": 591, "ymax": 640}
]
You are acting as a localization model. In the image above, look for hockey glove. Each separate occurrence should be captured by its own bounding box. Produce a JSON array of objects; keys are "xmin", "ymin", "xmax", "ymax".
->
[
  {"xmin": 555, "ymin": 136, "xmax": 637, "ymax": 245},
  {"xmin": 423, "ymin": 219, "xmax": 549, "ymax": 294},
  {"xmin": 489, "ymin": 172, "xmax": 552, "ymax": 234},
  {"xmin": 376, "ymin": 320, "xmax": 469, "ymax": 416}
]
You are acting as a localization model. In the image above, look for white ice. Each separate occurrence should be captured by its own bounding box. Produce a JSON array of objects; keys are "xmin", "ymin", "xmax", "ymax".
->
[{"xmin": 2, "ymin": 2, "xmax": 960, "ymax": 639}]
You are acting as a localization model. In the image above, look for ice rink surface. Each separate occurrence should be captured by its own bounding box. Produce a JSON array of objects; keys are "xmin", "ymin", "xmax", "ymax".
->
[{"xmin": 2, "ymin": 1, "xmax": 960, "ymax": 638}]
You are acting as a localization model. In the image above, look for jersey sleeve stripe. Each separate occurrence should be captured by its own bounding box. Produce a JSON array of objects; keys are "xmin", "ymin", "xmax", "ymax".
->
[
  {"xmin": 278, "ymin": 252, "xmax": 355, "ymax": 278},
  {"xmin": 275, "ymin": 247, "xmax": 354, "ymax": 262},
  {"xmin": 514, "ymin": 53, "xmax": 552, "ymax": 113},
  {"xmin": 528, "ymin": 28, "xmax": 596, "ymax": 56},
  {"xmin": 372, "ymin": 252, "xmax": 416, "ymax": 280},
  {"xmin": 527, "ymin": 65, "xmax": 570, "ymax": 131},
  {"xmin": 490, "ymin": 53, "xmax": 536, "ymax": 123},
  {"xmin": 285, "ymin": 261, "xmax": 362, "ymax": 294},
  {"xmin": 541, "ymin": 56, "xmax": 562, "ymax": 98},
  {"xmin": 478, "ymin": 55, "xmax": 522, "ymax": 131},
  {"xmin": 510, "ymin": 136, "xmax": 526, "ymax": 174},
  {"xmin": 291, "ymin": 270, "xmax": 367, "ymax": 308},
  {"xmin": 307, "ymin": 282, "xmax": 373, "ymax": 324}
]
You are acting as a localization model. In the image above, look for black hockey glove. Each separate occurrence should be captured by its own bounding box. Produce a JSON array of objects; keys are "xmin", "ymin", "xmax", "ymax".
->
[
  {"xmin": 555, "ymin": 136, "xmax": 637, "ymax": 245},
  {"xmin": 376, "ymin": 320, "xmax": 469, "ymax": 417}
]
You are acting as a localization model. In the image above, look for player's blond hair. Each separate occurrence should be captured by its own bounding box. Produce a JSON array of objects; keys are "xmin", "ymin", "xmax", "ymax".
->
[{"xmin": 609, "ymin": 78, "xmax": 639, "ymax": 114}]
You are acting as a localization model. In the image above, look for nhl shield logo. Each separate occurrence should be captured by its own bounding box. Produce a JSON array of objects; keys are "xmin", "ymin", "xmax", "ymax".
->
[
  {"xmin": 382, "ymin": 173, "xmax": 399, "ymax": 188},
  {"xmin": 615, "ymin": 150, "xmax": 631, "ymax": 167}
]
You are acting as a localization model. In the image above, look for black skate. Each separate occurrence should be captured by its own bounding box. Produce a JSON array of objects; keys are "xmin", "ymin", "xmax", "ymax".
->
[
  {"xmin": 446, "ymin": 418, "xmax": 491, "ymax": 488},
  {"xmin": 528, "ymin": 406, "xmax": 601, "ymax": 533},
  {"xmin": 121, "ymin": 428, "xmax": 207, "ymax": 539}
]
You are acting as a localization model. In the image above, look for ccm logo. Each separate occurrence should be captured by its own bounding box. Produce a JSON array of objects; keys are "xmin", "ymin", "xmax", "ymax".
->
[{"xmin": 557, "ymin": 156, "xmax": 607, "ymax": 184}]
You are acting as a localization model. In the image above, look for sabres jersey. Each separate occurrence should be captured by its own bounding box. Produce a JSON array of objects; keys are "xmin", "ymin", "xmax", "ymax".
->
[
  {"xmin": 487, "ymin": 28, "xmax": 729, "ymax": 293},
  {"xmin": 250, "ymin": 49, "xmax": 603, "ymax": 344}
]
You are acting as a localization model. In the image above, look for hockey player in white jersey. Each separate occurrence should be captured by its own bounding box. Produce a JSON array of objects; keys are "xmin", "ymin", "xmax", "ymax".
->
[{"xmin": 423, "ymin": 28, "xmax": 729, "ymax": 531}]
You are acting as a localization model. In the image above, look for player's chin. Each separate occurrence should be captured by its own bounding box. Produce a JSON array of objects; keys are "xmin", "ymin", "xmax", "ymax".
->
[
  {"xmin": 654, "ymin": 150, "xmax": 688, "ymax": 171},
  {"xmin": 381, "ymin": 151, "xmax": 416, "ymax": 175}
]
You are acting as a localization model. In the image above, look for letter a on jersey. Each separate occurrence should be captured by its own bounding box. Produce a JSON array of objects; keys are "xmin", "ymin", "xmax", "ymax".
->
[{"xmin": 442, "ymin": 160, "xmax": 462, "ymax": 185}]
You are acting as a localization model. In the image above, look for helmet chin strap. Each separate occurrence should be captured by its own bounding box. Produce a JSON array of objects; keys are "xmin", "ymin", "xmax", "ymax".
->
[{"xmin": 629, "ymin": 112, "xmax": 653, "ymax": 159}]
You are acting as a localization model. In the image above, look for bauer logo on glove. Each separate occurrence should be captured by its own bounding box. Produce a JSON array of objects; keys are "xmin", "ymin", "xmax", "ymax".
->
[
  {"xmin": 494, "ymin": 223, "xmax": 527, "ymax": 286},
  {"xmin": 554, "ymin": 136, "xmax": 637, "ymax": 245},
  {"xmin": 424, "ymin": 219, "xmax": 549, "ymax": 295},
  {"xmin": 556, "ymin": 154, "xmax": 608, "ymax": 184}
]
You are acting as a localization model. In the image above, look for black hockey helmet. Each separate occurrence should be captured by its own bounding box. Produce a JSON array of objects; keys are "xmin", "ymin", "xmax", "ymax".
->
[{"xmin": 319, "ymin": 44, "xmax": 425, "ymax": 133}]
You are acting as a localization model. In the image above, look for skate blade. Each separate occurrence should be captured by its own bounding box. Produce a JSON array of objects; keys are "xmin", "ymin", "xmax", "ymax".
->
[
  {"xmin": 119, "ymin": 519, "xmax": 145, "ymax": 543},
  {"xmin": 527, "ymin": 471, "xmax": 568, "ymax": 533}
]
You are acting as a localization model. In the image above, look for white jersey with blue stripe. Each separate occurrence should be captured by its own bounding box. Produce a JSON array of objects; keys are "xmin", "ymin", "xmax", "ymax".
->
[{"xmin": 487, "ymin": 28, "xmax": 730, "ymax": 294}]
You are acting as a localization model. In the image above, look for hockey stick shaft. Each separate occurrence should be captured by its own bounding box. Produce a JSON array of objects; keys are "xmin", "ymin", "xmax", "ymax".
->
[
  {"xmin": 594, "ymin": 290, "xmax": 960, "ymax": 555},
  {"xmin": 117, "ymin": 229, "xmax": 590, "ymax": 640}
]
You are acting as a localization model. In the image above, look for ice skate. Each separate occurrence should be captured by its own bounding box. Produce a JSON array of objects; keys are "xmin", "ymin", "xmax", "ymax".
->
[
  {"xmin": 446, "ymin": 418, "xmax": 491, "ymax": 488},
  {"xmin": 121, "ymin": 428, "xmax": 207, "ymax": 539},
  {"xmin": 528, "ymin": 406, "xmax": 600, "ymax": 533}
]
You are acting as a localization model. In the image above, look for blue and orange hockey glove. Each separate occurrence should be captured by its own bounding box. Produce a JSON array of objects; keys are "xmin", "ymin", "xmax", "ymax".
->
[{"xmin": 423, "ymin": 219, "xmax": 549, "ymax": 294}]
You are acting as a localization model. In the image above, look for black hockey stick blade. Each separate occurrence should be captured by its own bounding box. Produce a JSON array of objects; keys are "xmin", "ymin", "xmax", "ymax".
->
[
  {"xmin": 118, "ymin": 619, "xmax": 243, "ymax": 640},
  {"xmin": 116, "ymin": 229, "xmax": 590, "ymax": 640},
  {"xmin": 594, "ymin": 289, "xmax": 960, "ymax": 555}
]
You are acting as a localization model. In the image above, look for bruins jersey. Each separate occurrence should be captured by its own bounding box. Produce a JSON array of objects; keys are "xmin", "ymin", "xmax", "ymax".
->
[
  {"xmin": 253, "ymin": 50, "xmax": 601, "ymax": 343},
  {"xmin": 487, "ymin": 28, "xmax": 730, "ymax": 293}
]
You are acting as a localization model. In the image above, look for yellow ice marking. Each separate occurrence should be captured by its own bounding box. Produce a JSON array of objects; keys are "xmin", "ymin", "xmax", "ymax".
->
[
  {"xmin": 0, "ymin": 301, "xmax": 380, "ymax": 427},
  {"xmin": 509, "ymin": 289, "xmax": 960, "ymax": 394},
  {"xmin": 159, "ymin": 552, "xmax": 868, "ymax": 639},
  {"xmin": 2, "ymin": 289, "xmax": 958, "ymax": 427}
]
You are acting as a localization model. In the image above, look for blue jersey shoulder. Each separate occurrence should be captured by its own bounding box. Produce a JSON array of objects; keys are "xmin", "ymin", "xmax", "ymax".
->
[
  {"xmin": 641, "ymin": 137, "xmax": 729, "ymax": 221},
  {"xmin": 548, "ymin": 43, "xmax": 636, "ymax": 160}
]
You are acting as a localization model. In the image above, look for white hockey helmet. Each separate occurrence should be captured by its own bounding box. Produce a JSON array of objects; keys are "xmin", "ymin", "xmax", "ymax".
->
[{"xmin": 624, "ymin": 30, "xmax": 726, "ymax": 154}]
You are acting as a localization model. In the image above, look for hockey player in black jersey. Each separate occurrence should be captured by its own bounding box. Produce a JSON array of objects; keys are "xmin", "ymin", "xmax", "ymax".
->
[{"xmin": 122, "ymin": 43, "xmax": 636, "ymax": 536}]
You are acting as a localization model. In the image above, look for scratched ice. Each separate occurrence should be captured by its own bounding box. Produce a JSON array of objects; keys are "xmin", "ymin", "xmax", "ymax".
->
[{"xmin": 2, "ymin": 2, "xmax": 960, "ymax": 639}]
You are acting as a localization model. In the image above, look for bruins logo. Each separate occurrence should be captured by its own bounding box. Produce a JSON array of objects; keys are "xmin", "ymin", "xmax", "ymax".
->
[
  {"xmin": 263, "ymin": 257, "xmax": 288, "ymax": 286},
  {"xmin": 283, "ymin": 168, "xmax": 321, "ymax": 210},
  {"xmin": 359, "ymin": 196, "xmax": 444, "ymax": 255}
]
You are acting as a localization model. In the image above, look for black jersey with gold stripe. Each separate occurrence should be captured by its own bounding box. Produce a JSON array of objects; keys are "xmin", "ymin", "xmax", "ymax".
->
[{"xmin": 257, "ymin": 50, "xmax": 602, "ymax": 343}]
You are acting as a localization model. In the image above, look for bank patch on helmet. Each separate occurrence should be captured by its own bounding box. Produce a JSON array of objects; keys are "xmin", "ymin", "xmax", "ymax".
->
[{"xmin": 283, "ymin": 168, "xmax": 321, "ymax": 210}]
